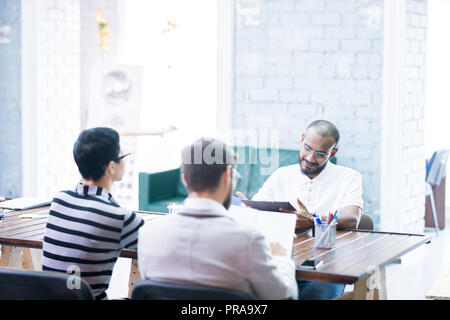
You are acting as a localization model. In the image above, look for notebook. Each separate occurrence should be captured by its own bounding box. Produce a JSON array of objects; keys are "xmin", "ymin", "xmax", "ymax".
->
[
  {"xmin": 241, "ymin": 200, "xmax": 296, "ymax": 212},
  {"xmin": 228, "ymin": 205, "xmax": 297, "ymax": 257},
  {"xmin": 0, "ymin": 197, "xmax": 51, "ymax": 210}
]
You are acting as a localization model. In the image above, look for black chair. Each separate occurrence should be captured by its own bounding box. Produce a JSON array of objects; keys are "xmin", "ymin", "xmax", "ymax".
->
[
  {"xmin": 0, "ymin": 268, "xmax": 94, "ymax": 300},
  {"xmin": 357, "ymin": 213, "xmax": 374, "ymax": 231},
  {"xmin": 131, "ymin": 280, "xmax": 253, "ymax": 300}
]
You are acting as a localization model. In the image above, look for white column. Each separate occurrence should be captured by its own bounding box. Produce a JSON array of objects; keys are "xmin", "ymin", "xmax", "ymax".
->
[
  {"xmin": 217, "ymin": 0, "xmax": 235, "ymax": 139},
  {"xmin": 380, "ymin": 0, "xmax": 406, "ymax": 232},
  {"xmin": 21, "ymin": 0, "xmax": 38, "ymax": 196}
]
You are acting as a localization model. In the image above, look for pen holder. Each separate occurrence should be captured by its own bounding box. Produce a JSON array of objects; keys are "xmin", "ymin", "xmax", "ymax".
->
[{"xmin": 314, "ymin": 222, "xmax": 337, "ymax": 249}]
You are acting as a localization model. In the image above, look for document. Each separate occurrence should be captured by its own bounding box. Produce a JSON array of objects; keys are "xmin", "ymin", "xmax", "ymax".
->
[
  {"xmin": 0, "ymin": 197, "xmax": 51, "ymax": 210},
  {"xmin": 228, "ymin": 205, "xmax": 297, "ymax": 257}
]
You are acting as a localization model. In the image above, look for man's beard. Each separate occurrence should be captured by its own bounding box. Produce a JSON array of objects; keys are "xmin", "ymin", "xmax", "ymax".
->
[
  {"xmin": 299, "ymin": 155, "xmax": 327, "ymax": 178},
  {"xmin": 223, "ymin": 186, "xmax": 232, "ymax": 209}
]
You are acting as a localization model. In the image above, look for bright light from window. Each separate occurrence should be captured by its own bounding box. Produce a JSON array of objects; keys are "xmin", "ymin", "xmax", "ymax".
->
[
  {"xmin": 425, "ymin": 0, "xmax": 450, "ymax": 202},
  {"xmin": 118, "ymin": 0, "xmax": 217, "ymax": 172}
]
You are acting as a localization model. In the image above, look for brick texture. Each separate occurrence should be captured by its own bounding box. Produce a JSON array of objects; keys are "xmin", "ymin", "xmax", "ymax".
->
[
  {"xmin": 401, "ymin": 0, "xmax": 427, "ymax": 233},
  {"xmin": 234, "ymin": 0, "xmax": 384, "ymax": 225},
  {"xmin": 35, "ymin": 0, "xmax": 81, "ymax": 197}
]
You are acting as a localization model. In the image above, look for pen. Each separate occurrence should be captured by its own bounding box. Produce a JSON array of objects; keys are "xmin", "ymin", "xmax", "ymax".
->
[
  {"xmin": 315, "ymin": 216, "xmax": 322, "ymax": 225},
  {"xmin": 330, "ymin": 211, "xmax": 338, "ymax": 224},
  {"xmin": 328, "ymin": 213, "xmax": 333, "ymax": 224}
]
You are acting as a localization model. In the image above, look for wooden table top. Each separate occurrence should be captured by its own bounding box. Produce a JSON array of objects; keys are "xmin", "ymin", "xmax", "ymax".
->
[{"xmin": 0, "ymin": 206, "xmax": 431, "ymax": 284}]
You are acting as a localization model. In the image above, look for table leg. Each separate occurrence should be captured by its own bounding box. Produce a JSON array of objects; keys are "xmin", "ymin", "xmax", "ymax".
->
[
  {"xmin": 374, "ymin": 266, "xmax": 387, "ymax": 299},
  {"xmin": 21, "ymin": 248, "xmax": 42, "ymax": 271},
  {"xmin": 354, "ymin": 266, "xmax": 387, "ymax": 300},
  {"xmin": 0, "ymin": 246, "xmax": 23, "ymax": 268},
  {"xmin": 128, "ymin": 258, "xmax": 141, "ymax": 298}
]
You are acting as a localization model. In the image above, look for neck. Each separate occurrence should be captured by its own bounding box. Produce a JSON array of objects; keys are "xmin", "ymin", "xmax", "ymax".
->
[
  {"xmin": 188, "ymin": 191, "xmax": 223, "ymax": 205},
  {"xmin": 81, "ymin": 176, "xmax": 112, "ymax": 191}
]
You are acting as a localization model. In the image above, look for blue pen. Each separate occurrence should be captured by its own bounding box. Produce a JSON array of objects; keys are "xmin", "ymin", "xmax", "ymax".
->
[{"xmin": 315, "ymin": 216, "xmax": 323, "ymax": 225}]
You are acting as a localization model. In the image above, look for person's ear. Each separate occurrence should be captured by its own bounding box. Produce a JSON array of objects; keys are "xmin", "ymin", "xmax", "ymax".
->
[
  {"xmin": 330, "ymin": 147, "xmax": 338, "ymax": 158},
  {"xmin": 181, "ymin": 173, "xmax": 187, "ymax": 186},
  {"xmin": 223, "ymin": 166, "xmax": 232, "ymax": 187},
  {"xmin": 300, "ymin": 133, "xmax": 305, "ymax": 144},
  {"xmin": 106, "ymin": 161, "xmax": 116, "ymax": 176}
]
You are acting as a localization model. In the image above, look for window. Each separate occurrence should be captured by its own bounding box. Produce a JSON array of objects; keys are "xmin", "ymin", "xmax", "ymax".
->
[{"xmin": 119, "ymin": 0, "xmax": 218, "ymax": 173}]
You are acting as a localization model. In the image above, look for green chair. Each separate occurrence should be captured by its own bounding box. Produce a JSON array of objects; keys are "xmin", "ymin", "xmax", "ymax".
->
[
  {"xmin": 138, "ymin": 168, "xmax": 188, "ymax": 213},
  {"xmin": 233, "ymin": 146, "xmax": 302, "ymax": 199},
  {"xmin": 138, "ymin": 146, "xmax": 336, "ymax": 213}
]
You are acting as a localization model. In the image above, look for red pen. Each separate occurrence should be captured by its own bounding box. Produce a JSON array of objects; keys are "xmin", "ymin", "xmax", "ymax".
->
[
  {"xmin": 331, "ymin": 210, "xmax": 338, "ymax": 223},
  {"xmin": 328, "ymin": 213, "xmax": 333, "ymax": 224}
]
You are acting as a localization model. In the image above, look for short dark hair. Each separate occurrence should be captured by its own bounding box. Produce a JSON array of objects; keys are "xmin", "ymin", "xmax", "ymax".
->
[
  {"xmin": 181, "ymin": 138, "xmax": 236, "ymax": 193},
  {"xmin": 73, "ymin": 127, "xmax": 121, "ymax": 181},
  {"xmin": 307, "ymin": 120, "xmax": 340, "ymax": 145}
]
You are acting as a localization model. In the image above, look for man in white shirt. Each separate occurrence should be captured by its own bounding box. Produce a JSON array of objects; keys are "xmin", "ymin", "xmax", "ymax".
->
[
  {"xmin": 237, "ymin": 120, "xmax": 363, "ymax": 299},
  {"xmin": 138, "ymin": 138, "xmax": 298, "ymax": 300}
]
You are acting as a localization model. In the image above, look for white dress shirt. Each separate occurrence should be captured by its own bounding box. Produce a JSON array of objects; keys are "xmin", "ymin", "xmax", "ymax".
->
[
  {"xmin": 253, "ymin": 162, "xmax": 363, "ymax": 220},
  {"xmin": 138, "ymin": 197, "xmax": 298, "ymax": 300}
]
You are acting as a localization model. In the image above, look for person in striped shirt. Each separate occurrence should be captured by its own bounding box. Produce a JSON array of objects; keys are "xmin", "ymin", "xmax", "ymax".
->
[{"xmin": 42, "ymin": 127, "xmax": 144, "ymax": 300}]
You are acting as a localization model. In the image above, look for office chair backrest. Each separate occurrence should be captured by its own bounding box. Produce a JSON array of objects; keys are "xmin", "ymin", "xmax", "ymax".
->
[
  {"xmin": 132, "ymin": 280, "xmax": 253, "ymax": 300},
  {"xmin": 426, "ymin": 149, "xmax": 450, "ymax": 187},
  {"xmin": 357, "ymin": 213, "xmax": 374, "ymax": 231},
  {"xmin": 0, "ymin": 268, "xmax": 94, "ymax": 300}
]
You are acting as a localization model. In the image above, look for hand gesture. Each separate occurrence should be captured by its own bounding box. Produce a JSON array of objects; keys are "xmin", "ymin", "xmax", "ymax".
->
[
  {"xmin": 235, "ymin": 191, "xmax": 248, "ymax": 201},
  {"xmin": 280, "ymin": 198, "xmax": 314, "ymax": 230}
]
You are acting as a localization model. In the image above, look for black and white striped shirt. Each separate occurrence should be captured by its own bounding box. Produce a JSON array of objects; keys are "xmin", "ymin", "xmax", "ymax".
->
[{"xmin": 42, "ymin": 183, "xmax": 145, "ymax": 300}]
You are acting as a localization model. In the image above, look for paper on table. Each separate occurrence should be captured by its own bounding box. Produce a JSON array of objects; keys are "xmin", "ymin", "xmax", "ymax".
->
[
  {"xmin": 228, "ymin": 205, "xmax": 297, "ymax": 257},
  {"xmin": 19, "ymin": 213, "xmax": 48, "ymax": 219},
  {"xmin": 0, "ymin": 197, "xmax": 51, "ymax": 210},
  {"xmin": 19, "ymin": 210, "xmax": 49, "ymax": 219}
]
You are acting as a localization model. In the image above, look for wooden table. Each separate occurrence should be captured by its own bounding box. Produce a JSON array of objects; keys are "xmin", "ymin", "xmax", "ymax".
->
[
  {"xmin": 293, "ymin": 228, "xmax": 431, "ymax": 299},
  {"xmin": 0, "ymin": 206, "xmax": 431, "ymax": 300},
  {"xmin": 0, "ymin": 206, "xmax": 161, "ymax": 297}
]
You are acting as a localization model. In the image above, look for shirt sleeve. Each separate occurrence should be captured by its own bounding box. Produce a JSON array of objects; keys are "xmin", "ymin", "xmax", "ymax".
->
[
  {"xmin": 247, "ymin": 230, "xmax": 298, "ymax": 300},
  {"xmin": 341, "ymin": 172, "xmax": 364, "ymax": 210},
  {"xmin": 252, "ymin": 169, "xmax": 280, "ymax": 201},
  {"xmin": 120, "ymin": 210, "xmax": 145, "ymax": 250}
]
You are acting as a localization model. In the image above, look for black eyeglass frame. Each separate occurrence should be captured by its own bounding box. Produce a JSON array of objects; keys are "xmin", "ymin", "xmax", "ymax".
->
[{"xmin": 115, "ymin": 152, "xmax": 131, "ymax": 162}]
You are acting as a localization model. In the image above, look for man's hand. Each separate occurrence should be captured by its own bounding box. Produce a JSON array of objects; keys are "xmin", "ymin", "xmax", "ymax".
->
[
  {"xmin": 280, "ymin": 198, "xmax": 314, "ymax": 230},
  {"xmin": 269, "ymin": 241, "xmax": 287, "ymax": 257},
  {"xmin": 235, "ymin": 191, "xmax": 248, "ymax": 201}
]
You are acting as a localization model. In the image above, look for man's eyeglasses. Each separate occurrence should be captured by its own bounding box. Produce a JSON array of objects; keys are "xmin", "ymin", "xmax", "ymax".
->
[
  {"xmin": 231, "ymin": 168, "xmax": 242, "ymax": 190},
  {"xmin": 116, "ymin": 152, "xmax": 131, "ymax": 162},
  {"xmin": 302, "ymin": 143, "xmax": 335, "ymax": 161}
]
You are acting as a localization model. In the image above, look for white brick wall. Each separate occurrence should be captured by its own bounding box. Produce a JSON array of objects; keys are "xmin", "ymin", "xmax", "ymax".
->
[
  {"xmin": 35, "ymin": 0, "xmax": 81, "ymax": 197},
  {"xmin": 401, "ymin": 0, "xmax": 427, "ymax": 233},
  {"xmin": 234, "ymin": 0, "xmax": 384, "ymax": 224}
]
